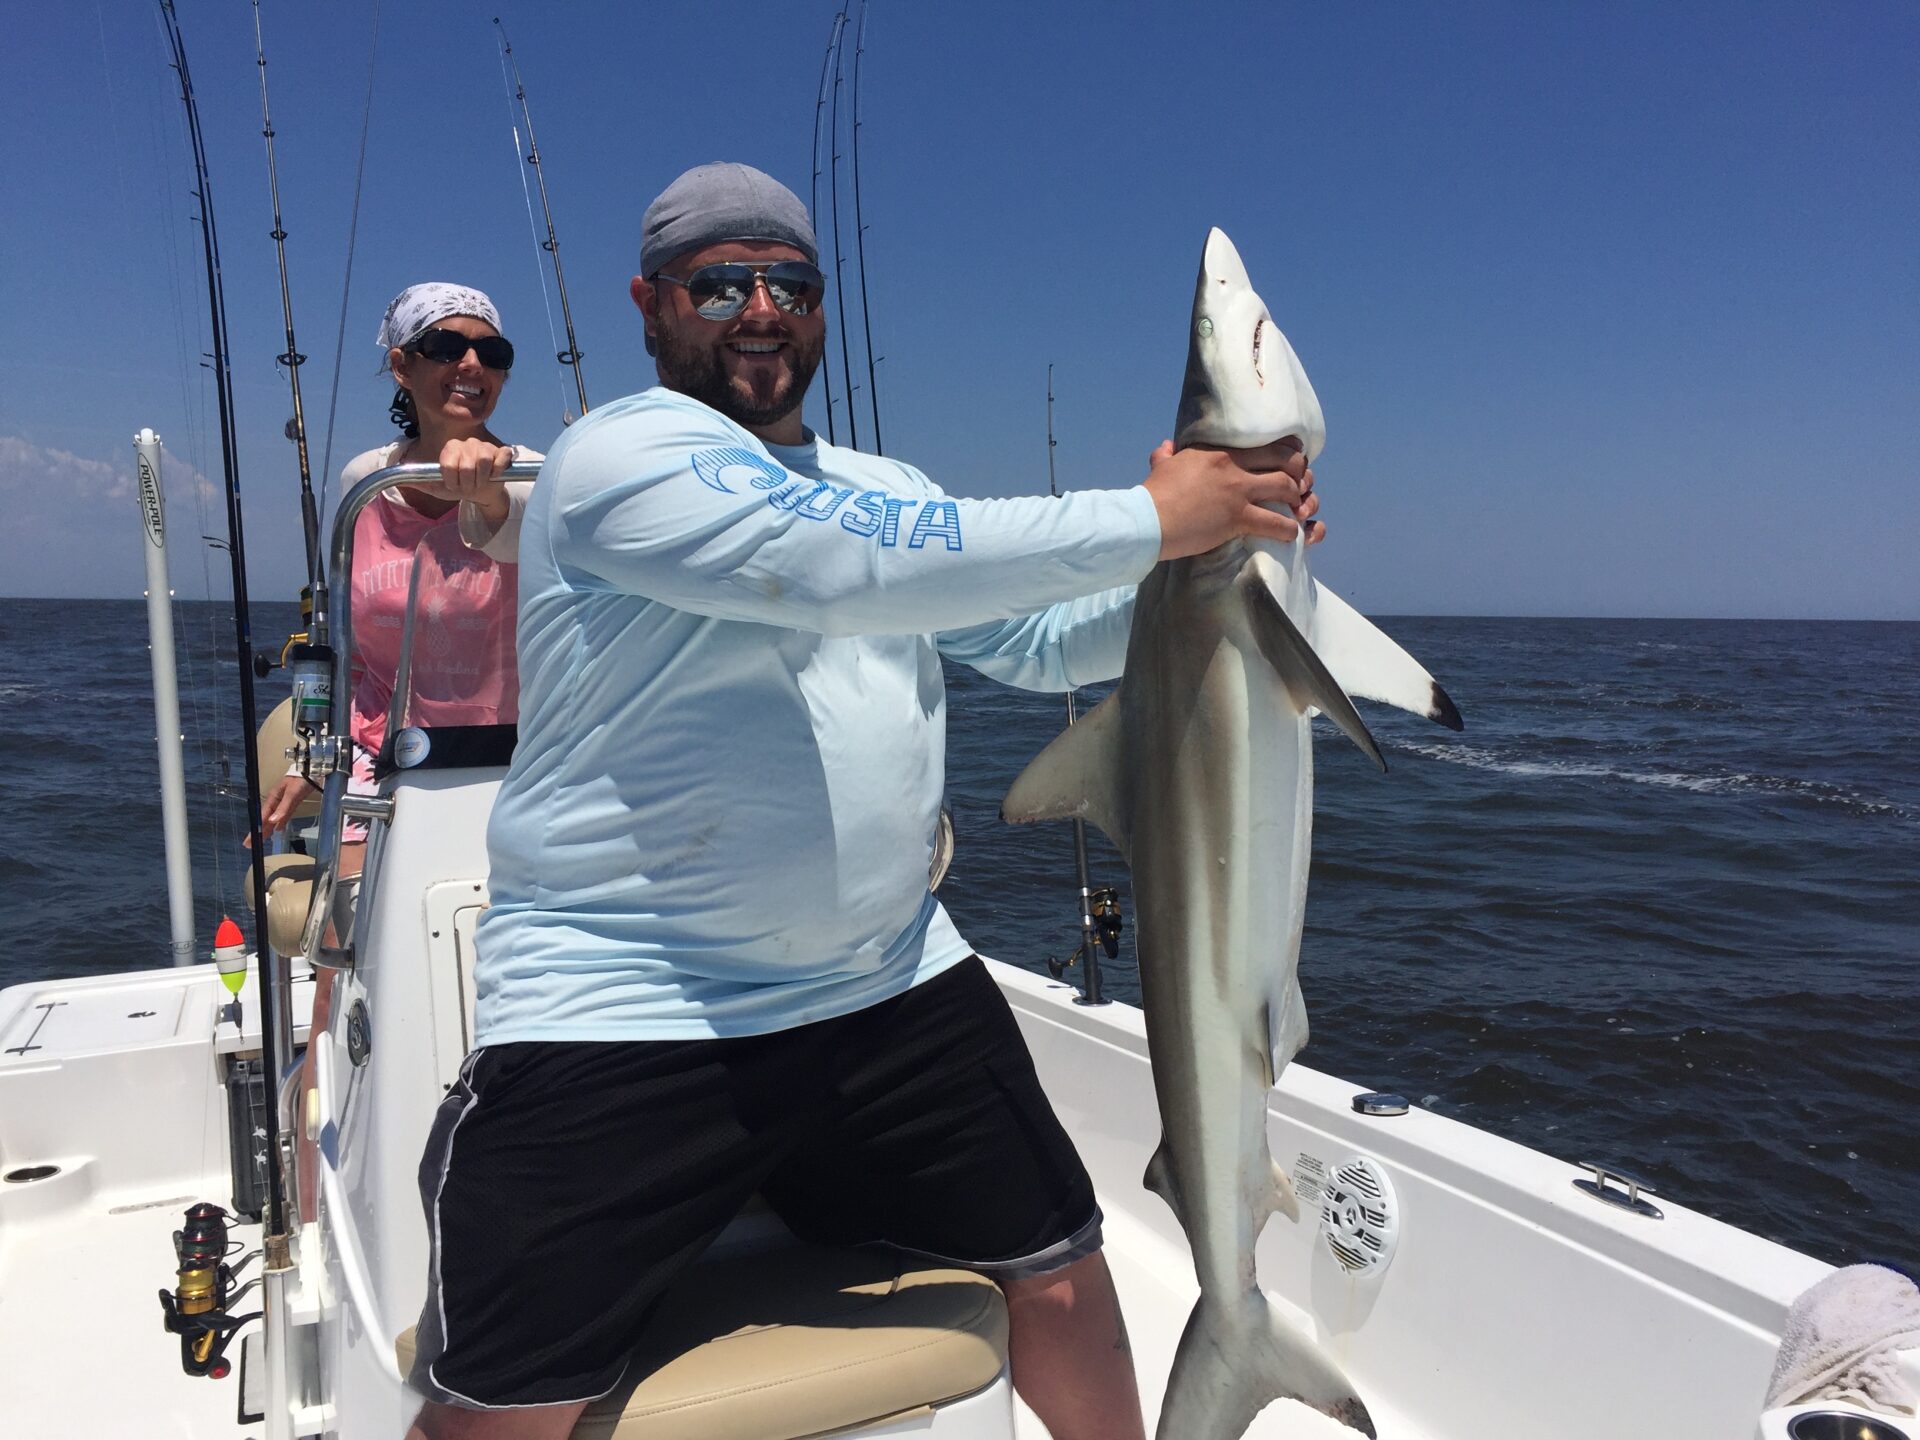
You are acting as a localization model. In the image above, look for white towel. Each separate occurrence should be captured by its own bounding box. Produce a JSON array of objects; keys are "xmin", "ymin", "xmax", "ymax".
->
[{"xmin": 1765, "ymin": 1264, "xmax": 1920, "ymax": 1416}]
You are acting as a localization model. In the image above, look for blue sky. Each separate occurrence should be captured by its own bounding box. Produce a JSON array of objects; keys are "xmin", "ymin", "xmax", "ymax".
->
[{"xmin": 2, "ymin": 1, "xmax": 1914, "ymax": 617}]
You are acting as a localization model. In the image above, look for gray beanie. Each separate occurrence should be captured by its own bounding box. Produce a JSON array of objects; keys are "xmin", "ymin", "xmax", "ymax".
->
[{"xmin": 641, "ymin": 162, "xmax": 819, "ymax": 278}]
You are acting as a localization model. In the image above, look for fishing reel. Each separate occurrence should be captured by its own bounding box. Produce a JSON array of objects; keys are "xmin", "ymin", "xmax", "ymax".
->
[
  {"xmin": 252, "ymin": 584, "xmax": 317, "ymax": 678},
  {"xmin": 1089, "ymin": 886, "xmax": 1124, "ymax": 959},
  {"xmin": 156, "ymin": 1203, "xmax": 260, "ymax": 1379},
  {"xmin": 1046, "ymin": 885, "xmax": 1126, "ymax": 979}
]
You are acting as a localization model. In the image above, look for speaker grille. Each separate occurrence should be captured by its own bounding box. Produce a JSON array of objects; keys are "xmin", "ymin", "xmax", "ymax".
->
[{"xmin": 1320, "ymin": 1155, "xmax": 1399, "ymax": 1275}]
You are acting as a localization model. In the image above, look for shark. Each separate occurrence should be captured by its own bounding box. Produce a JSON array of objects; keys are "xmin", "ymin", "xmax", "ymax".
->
[{"xmin": 1002, "ymin": 228, "xmax": 1463, "ymax": 1439}]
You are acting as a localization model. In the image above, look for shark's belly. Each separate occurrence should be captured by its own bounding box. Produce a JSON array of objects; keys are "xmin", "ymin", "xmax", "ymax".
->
[{"xmin": 1129, "ymin": 618, "xmax": 1314, "ymax": 1291}]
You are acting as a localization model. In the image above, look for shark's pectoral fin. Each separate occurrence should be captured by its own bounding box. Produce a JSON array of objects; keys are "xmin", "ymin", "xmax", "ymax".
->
[
  {"xmin": 1262, "ymin": 981, "xmax": 1310, "ymax": 1090},
  {"xmin": 1240, "ymin": 565, "xmax": 1386, "ymax": 771},
  {"xmin": 1000, "ymin": 688, "xmax": 1132, "ymax": 859},
  {"xmin": 1310, "ymin": 581, "xmax": 1464, "ymax": 730},
  {"xmin": 1269, "ymin": 1159, "xmax": 1302, "ymax": 1224}
]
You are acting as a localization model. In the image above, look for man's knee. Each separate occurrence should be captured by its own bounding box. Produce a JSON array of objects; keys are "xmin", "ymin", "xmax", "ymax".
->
[{"xmin": 1000, "ymin": 1248, "xmax": 1115, "ymax": 1315}]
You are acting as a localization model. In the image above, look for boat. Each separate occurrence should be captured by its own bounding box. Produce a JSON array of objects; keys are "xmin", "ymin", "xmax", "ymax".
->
[
  {"xmin": 4, "ymin": 5, "xmax": 1911, "ymax": 1436},
  {"xmin": 5, "ymin": 454, "xmax": 1912, "ymax": 1439}
]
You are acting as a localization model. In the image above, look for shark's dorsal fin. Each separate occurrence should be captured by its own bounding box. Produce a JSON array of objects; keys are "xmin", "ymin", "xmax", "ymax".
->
[
  {"xmin": 1240, "ymin": 557, "xmax": 1386, "ymax": 771},
  {"xmin": 1310, "ymin": 582, "xmax": 1464, "ymax": 731},
  {"xmin": 1000, "ymin": 688, "xmax": 1132, "ymax": 860}
]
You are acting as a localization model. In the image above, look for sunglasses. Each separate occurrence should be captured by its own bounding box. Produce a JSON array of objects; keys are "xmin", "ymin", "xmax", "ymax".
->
[
  {"xmin": 410, "ymin": 328, "xmax": 515, "ymax": 371},
  {"xmin": 654, "ymin": 261, "xmax": 826, "ymax": 321}
]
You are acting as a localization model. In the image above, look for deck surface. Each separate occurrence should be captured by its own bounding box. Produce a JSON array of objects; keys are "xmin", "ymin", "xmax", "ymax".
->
[{"xmin": 1, "ymin": 1167, "xmax": 258, "ymax": 1439}]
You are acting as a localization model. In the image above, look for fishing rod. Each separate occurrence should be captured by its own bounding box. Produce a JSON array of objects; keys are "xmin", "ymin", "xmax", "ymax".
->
[
  {"xmin": 156, "ymin": 0, "xmax": 290, "ymax": 1248},
  {"xmin": 1043, "ymin": 366, "xmax": 1120, "ymax": 1006},
  {"xmin": 493, "ymin": 17, "xmax": 588, "ymax": 423},
  {"xmin": 808, "ymin": 12, "xmax": 844, "ymax": 443},
  {"xmin": 849, "ymin": 0, "xmax": 883, "ymax": 454},
  {"xmin": 827, "ymin": 11, "xmax": 860, "ymax": 449},
  {"xmin": 249, "ymin": 0, "xmax": 319, "ymax": 586}
]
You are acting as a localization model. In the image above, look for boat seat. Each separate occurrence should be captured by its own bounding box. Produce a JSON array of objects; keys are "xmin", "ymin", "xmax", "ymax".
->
[
  {"xmin": 256, "ymin": 700, "xmax": 331, "ymax": 959},
  {"xmin": 395, "ymin": 1243, "xmax": 1008, "ymax": 1440},
  {"xmin": 260, "ymin": 853, "xmax": 316, "ymax": 959}
]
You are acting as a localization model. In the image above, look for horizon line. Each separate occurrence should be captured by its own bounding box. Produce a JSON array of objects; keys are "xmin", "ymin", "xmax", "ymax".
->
[{"xmin": 2, "ymin": 593, "xmax": 1915, "ymax": 625}]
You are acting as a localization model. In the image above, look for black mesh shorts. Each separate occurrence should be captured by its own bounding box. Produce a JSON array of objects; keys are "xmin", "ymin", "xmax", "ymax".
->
[{"xmin": 409, "ymin": 956, "xmax": 1101, "ymax": 1409}]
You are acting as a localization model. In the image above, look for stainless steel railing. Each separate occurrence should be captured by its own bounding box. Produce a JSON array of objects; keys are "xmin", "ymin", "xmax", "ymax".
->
[{"xmin": 292, "ymin": 460, "xmax": 542, "ymax": 975}]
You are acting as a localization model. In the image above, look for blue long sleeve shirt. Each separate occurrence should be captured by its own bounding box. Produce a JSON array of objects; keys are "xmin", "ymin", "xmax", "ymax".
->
[{"xmin": 473, "ymin": 387, "xmax": 1160, "ymax": 1043}]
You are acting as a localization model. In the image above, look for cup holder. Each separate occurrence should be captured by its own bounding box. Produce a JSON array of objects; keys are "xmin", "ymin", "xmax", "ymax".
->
[
  {"xmin": 1789, "ymin": 1413, "xmax": 1912, "ymax": 1440},
  {"xmin": 3, "ymin": 1164, "xmax": 61, "ymax": 1184}
]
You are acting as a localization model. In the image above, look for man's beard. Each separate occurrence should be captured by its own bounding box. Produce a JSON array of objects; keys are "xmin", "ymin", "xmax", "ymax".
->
[{"xmin": 654, "ymin": 316, "xmax": 824, "ymax": 430}]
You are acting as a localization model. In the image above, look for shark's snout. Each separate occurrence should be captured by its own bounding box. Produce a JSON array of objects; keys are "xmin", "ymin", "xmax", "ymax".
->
[
  {"xmin": 1175, "ymin": 227, "xmax": 1326, "ymax": 456},
  {"xmin": 1201, "ymin": 226, "xmax": 1253, "ymax": 290}
]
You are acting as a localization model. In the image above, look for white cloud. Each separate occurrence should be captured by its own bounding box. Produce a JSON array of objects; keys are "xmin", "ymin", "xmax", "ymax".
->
[
  {"xmin": 0, "ymin": 435, "xmax": 222, "ymax": 597},
  {"xmin": 0, "ymin": 435, "xmax": 220, "ymax": 506}
]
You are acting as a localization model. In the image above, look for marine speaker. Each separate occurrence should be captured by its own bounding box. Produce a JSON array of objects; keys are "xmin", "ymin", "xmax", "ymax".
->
[{"xmin": 1319, "ymin": 1154, "xmax": 1399, "ymax": 1276}]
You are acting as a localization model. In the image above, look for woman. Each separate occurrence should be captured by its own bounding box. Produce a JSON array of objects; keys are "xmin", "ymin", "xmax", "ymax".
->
[
  {"xmin": 261, "ymin": 282, "xmax": 540, "ymax": 855},
  {"xmin": 264, "ymin": 283, "xmax": 539, "ymax": 1223}
]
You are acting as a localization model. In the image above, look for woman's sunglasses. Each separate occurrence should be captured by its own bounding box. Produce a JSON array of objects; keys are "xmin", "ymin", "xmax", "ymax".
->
[
  {"xmin": 410, "ymin": 328, "xmax": 515, "ymax": 371},
  {"xmin": 654, "ymin": 261, "xmax": 826, "ymax": 322}
]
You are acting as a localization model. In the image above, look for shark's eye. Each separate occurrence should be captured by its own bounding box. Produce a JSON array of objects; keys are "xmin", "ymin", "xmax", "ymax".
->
[
  {"xmin": 1197, "ymin": 317, "xmax": 1214, "ymax": 339},
  {"xmin": 1252, "ymin": 318, "xmax": 1265, "ymax": 383}
]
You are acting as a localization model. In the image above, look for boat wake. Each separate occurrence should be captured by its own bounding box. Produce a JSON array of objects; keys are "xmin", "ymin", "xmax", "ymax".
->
[{"xmin": 1389, "ymin": 738, "xmax": 1910, "ymax": 818}]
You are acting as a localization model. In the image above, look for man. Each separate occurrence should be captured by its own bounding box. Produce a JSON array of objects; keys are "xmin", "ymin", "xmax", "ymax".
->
[{"xmin": 407, "ymin": 162, "xmax": 1321, "ymax": 1440}]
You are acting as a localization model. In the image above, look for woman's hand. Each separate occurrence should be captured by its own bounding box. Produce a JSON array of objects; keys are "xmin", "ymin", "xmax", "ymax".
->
[
  {"xmin": 254, "ymin": 772, "xmax": 320, "ymax": 843},
  {"xmin": 416, "ymin": 438, "xmax": 516, "ymax": 525},
  {"xmin": 1143, "ymin": 438, "xmax": 1324, "ymax": 561}
]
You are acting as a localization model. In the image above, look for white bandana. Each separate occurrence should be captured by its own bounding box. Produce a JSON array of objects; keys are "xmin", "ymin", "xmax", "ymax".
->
[{"xmin": 375, "ymin": 283, "xmax": 502, "ymax": 352}]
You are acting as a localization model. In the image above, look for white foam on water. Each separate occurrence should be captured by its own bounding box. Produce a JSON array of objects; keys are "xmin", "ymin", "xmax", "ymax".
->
[{"xmin": 1390, "ymin": 740, "xmax": 1907, "ymax": 816}]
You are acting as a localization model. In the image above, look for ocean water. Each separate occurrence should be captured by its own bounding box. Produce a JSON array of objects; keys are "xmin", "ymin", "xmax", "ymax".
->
[{"xmin": 2, "ymin": 600, "xmax": 1915, "ymax": 1275}]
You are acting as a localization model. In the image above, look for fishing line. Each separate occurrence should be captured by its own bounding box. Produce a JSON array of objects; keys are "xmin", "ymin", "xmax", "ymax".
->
[
  {"xmin": 142, "ymin": 4, "xmax": 230, "ymax": 912},
  {"xmin": 99, "ymin": 11, "xmax": 208, "ymax": 774},
  {"xmin": 492, "ymin": 18, "xmax": 574, "ymax": 426},
  {"xmin": 493, "ymin": 17, "xmax": 588, "ymax": 423},
  {"xmin": 808, "ymin": 14, "xmax": 844, "ymax": 444},
  {"xmin": 157, "ymin": 0, "xmax": 290, "ymax": 1237},
  {"xmin": 827, "ymin": 12, "xmax": 860, "ymax": 449},
  {"xmin": 145, "ymin": 7, "xmax": 210, "ymax": 524},
  {"xmin": 94, "ymin": 3, "xmax": 138, "ymax": 224},
  {"xmin": 317, "ymin": 0, "xmax": 384, "ymax": 514},
  {"xmin": 165, "ymin": 78, "xmax": 234, "ymax": 921},
  {"xmin": 495, "ymin": 52, "xmax": 568, "ymax": 424},
  {"xmin": 849, "ymin": 0, "xmax": 883, "ymax": 454},
  {"xmin": 106, "ymin": 6, "xmax": 231, "ymax": 923},
  {"xmin": 250, "ymin": 0, "xmax": 321, "ymax": 585}
]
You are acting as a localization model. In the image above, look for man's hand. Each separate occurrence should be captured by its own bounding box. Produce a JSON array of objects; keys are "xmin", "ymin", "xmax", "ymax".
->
[
  {"xmin": 414, "ymin": 438, "xmax": 516, "ymax": 526},
  {"xmin": 1142, "ymin": 438, "xmax": 1322, "ymax": 561}
]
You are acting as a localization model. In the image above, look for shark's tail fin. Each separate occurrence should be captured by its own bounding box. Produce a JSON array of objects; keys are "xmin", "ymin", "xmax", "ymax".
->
[{"xmin": 1155, "ymin": 1292, "xmax": 1375, "ymax": 1440}]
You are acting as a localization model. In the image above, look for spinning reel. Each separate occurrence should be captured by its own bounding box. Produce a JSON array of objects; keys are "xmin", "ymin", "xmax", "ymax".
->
[
  {"xmin": 1046, "ymin": 885, "xmax": 1125, "ymax": 980},
  {"xmin": 156, "ymin": 1203, "xmax": 260, "ymax": 1378}
]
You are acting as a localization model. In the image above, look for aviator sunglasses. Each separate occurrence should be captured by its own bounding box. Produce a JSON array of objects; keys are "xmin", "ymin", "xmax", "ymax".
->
[
  {"xmin": 654, "ymin": 261, "xmax": 826, "ymax": 321},
  {"xmin": 410, "ymin": 327, "xmax": 516, "ymax": 371}
]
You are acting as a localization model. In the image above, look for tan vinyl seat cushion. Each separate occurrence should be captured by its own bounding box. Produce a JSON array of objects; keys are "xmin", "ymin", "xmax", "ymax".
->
[
  {"xmin": 396, "ymin": 1244, "xmax": 1008, "ymax": 1440},
  {"xmin": 262, "ymin": 852, "xmax": 316, "ymax": 959}
]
